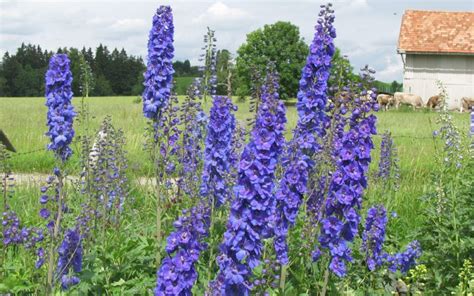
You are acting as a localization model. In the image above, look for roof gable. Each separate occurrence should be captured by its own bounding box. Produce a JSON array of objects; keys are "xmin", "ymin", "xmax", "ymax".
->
[{"xmin": 398, "ymin": 10, "xmax": 474, "ymax": 54}]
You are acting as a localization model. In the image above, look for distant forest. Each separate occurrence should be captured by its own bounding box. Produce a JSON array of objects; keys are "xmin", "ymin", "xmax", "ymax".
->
[
  {"xmin": 0, "ymin": 43, "xmax": 200, "ymax": 97},
  {"xmin": 0, "ymin": 43, "xmax": 401, "ymax": 98}
]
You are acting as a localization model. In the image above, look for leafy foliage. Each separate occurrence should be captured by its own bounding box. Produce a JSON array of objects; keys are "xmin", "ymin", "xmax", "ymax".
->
[
  {"xmin": 416, "ymin": 89, "xmax": 474, "ymax": 292},
  {"xmin": 236, "ymin": 21, "xmax": 308, "ymax": 100}
]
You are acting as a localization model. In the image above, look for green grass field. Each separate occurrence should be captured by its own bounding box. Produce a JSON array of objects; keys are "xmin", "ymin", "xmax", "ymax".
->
[
  {"xmin": 0, "ymin": 96, "xmax": 470, "ymax": 238},
  {"xmin": 0, "ymin": 96, "xmax": 469, "ymax": 175}
]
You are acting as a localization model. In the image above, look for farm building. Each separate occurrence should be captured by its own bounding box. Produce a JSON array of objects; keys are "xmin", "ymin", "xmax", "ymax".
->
[{"xmin": 397, "ymin": 10, "xmax": 474, "ymax": 109}]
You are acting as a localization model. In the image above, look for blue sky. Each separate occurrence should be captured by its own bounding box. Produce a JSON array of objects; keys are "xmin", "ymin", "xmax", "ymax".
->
[{"xmin": 1, "ymin": 0, "xmax": 472, "ymax": 82}]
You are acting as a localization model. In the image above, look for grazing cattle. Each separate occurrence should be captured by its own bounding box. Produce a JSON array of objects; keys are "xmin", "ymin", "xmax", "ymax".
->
[
  {"xmin": 460, "ymin": 97, "xmax": 474, "ymax": 113},
  {"xmin": 394, "ymin": 92, "xmax": 424, "ymax": 110},
  {"xmin": 377, "ymin": 94, "xmax": 394, "ymax": 111},
  {"xmin": 426, "ymin": 95, "xmax": 443, "ymax": 109}
]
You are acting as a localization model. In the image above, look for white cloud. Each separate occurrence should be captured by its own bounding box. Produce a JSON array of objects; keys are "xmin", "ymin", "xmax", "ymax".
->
[
  {"xmin": 348, "ymin": 0, "xmax": 369, "ymax": 9},
  {"xmin": 86, "ymin": 17, "xmax": 110, "ymax": 26},
  {"xmin": 376, "ymin": 55, "xmax": 403, "ymax": 81},
  {"xmin": 334, "ymin": 0, "xmax": 369, "ymax": 12},
  {"xmin": 109, "ymin": 18, "xmax": 147, "ymax": 33},
  {"xmin": 193, "ymin": 1, "xmax": 250, "ymax": 23}
]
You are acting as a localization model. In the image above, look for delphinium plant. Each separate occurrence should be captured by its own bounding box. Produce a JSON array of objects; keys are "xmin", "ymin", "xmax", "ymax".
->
[
  {"xmin": 272, "ymin": 4, "xmax": 336, "ymax": 292},
  {"xmin": 361, "ymin": 205, "xmax": 388, "ymax": 272},
  {"xmin": 229, "ymin": 122, "xmax": 247, "ymax": 176},
  {"xmin": 376, "ymin": 131, "xmax": 400, "ymax": 191},
  {"xmin": 416, "ymin": 82, "xmax": 473, "ymax": 293},
  {"xmin": 200, "ymin": 95, "xmax": 236, "ymax": 208},
  {"xmin": 200, "ymin": 27, "xmax": 218, "ymax": 103},
  {"xmin": 0, "ymin": 143, "xmax": 44, "ymax": 276},
  {"xmin": 177, "ymin": 79, "xmax": 207, "ymax": 198},
  {"xmin": 35, "ymin": 53, "xmax": 81, "ymax": 293},
  {"xmin": 209, "ymin": 66, "xmax": 286, "ymax": 295},
  {"xmin": 78, "ymin": 53, "xmax": 94, "ymax": 98},
  {"xmin": 142, "ymin": 5, "xmax": 175, "ymax": 267},
  {"xmin": 1, "ymin": 144, "xmax": 44, "ymax": 293},
  {"xmin": 245, "ymin": 67, "xmax": 263, "ymax": 132},
  {"xmin": 316, "ymin": 84, "xmax": 378, "ymax": 276},
  {"xmin": 154, "ymin": 203, "xmax": 210, "ymax": 295},
  {"xmin": 154, "ymin": 79, "xmax": 237, "ymax": 295},
  {"xmin": 201, "ymin": 94, "xmax": 237, "ymax": 282},
  {"xmin": 268, "ymin": 3, "xmax": 421, "ymax": 293},
  {"xmin": 342, "ymin": 205, "xmax": 422, "ymax": 294},
  {"xmin": 79, "ymin": 116, "xmax": 129, "ymax": 235}
]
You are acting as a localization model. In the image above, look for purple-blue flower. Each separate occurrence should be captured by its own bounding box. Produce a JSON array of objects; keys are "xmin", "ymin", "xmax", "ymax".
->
[
  {"xmin": 200, "ymin": 95, "xmax": 236, "ymax": 207},
  {"xmin": 377, "ymin": 132, "xmax": 400, "ymax": 189},
  {"xmin": 57, "ymin": 228, "xmax": 82, "ymax": 290},
  {"xmin": 178, "ymin": 79, "xmax": 207, "ymax": 196},
  {"xmin": 211, "ymin": 69, "xmax": 286, "ymax": 294},
  {"xmin": 142, "ymin": 5, "xmax": 175, "ymax": 121},
  {"xmin": 2, "ymin": 210, "xmax": 43, "ymax": 249},
  {"xmin": 155, "ymin": 205, "xmax": 209, "ymax": 295},
  {"xmin": 36, "ymin": 247, "xmax": 45, "ymax": 269},
  {"xmin": 386, "ymin": 240, "xmax": 422, "ymax": 274},
  {"xmin": 294, "ymin": 4, "xmax": 335, "ymax": 155},
  {"xmin": 361, "ymin": 205, "xmax": 388, "ymax": 271},
  {"xmin": 318, "ymin": 113, "xmax": 378, "ymax": 277},
  {"xmin": 273, "ymin": 4, "xmax": 335, "ymax": 265},
  {"xmin": 45, "ymin": 54, "xmax": 76, "ymax": 161}
]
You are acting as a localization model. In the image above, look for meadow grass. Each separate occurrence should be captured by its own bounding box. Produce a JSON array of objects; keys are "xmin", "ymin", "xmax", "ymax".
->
[
  {"xmin": 0, "ymin": 96, "xmax": 470, "ymax": 242},
  {"xmin": 0, "ymin": 96, "xmax": 468, "ymax": 175}
]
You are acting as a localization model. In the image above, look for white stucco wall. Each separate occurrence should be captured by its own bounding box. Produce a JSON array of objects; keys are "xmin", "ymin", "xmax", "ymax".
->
[{"xmin": 402, "ymin": 54, "xmax": 474, "ymax": 109}]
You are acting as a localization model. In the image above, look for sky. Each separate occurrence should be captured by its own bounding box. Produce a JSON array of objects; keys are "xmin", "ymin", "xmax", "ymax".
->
[{"xmin": 0, "ymin": 0, "xmax": 472, "ymax": 82}]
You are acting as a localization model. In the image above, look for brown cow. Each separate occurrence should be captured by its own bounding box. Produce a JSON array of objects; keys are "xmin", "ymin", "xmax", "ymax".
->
[
  {"xmin": 394, "ymin": 92, "xmax": 424, "ymax": 110},
  {"xmin": 460, "ymin": 97, "xmax": 474, "ymax": 112},
  {"xmin": 426, "ymin": 95, "xmax": 443, "ymax": 109},
  {"xmin": 377, "ymin": 94, "xmax": 394, "ymax": 111}
]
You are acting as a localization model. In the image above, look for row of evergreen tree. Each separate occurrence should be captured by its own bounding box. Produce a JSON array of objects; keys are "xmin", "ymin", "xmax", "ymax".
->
[
  {"xmin": 0, "ymin": 43, "xmax": 201, "ymax": 97},
  {"xmin": 0, "ymin": 42, "xmax": 401, "ymax": 98}
]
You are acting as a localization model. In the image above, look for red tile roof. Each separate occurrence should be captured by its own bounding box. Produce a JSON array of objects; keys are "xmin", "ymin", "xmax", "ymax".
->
[{"xmin": 398, "ymin": 10, "xmax": 474, "ymax": 54}]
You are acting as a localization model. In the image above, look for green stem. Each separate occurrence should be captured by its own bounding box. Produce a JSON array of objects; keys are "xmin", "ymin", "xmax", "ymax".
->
[
  {"xmin": 46, "ymin": 168, "xmax": 65, "ymax": 295},
  {"xmin": 321, "ymin": 267, "xmax": 330, "ymax": 296},
  {"xmin": 207, "ymin": 199, "xmax": 216, "ymax": 283},
  {"xmin": 155, "ymin": 173, "xmax": 163, "ymax": 267},
  {"xmin": 279, "ymin": 264, "xmax": 287, "ymax": 291}
]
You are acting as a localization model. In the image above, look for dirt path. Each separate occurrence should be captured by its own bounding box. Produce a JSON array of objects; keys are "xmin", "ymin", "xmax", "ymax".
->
[{"xmin": 9, "ymin": 173, "xmax": 157, "ymax": 188}]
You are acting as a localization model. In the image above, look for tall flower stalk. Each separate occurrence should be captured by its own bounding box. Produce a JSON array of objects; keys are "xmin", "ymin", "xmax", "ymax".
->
[
  {"xmin": 154, "ymin": 204, "xmax": 210, "ymax": 295},
  {"xmin": 45, "ymin": 54, "xmax": 76, "ymax": 162},
  {"xmin": 56, "ymin": 228, "xmax": 82, "ymax": 290},
  {"xmin": 41, "ymin": 53, "xmax": 78, "ymax": 293},
  {"xmin": 273, "ymin": 4, "xmax": 335, "ymax": 282},
  {"xmin": 200, "ymin": 27, "xmax": 217, "ymax": 103},
  {"xmin": 177, "ymin": 79, "xmax": 207, "ymax": 197},
  {"xmin": 361, "ymin": 205, "xmax": 388, "ymax": 271},
  {"xmin": 211, "ymin": 68, "xmax": 286, "ymax": 294},
  {"xmin": 200, "ymin": 95, "xmax": 236, "ymax": 207},
  {"xmin": 142, "ymin": 5, "xmax": 175, "ymax": 267},
  {"xmin": 154, "ymin": 94, "xmax": 236, "ymax": 294},
  {"xmin": 317, "ymin": 81, "xmax": 378, "ymax": 277},
  {"xmin": 80, "ymin": 117, "xmax": 129, "ymax": 236},
  {"xmin": 377, "ymin": 131, "xmax": 400, "ymax": 190},
  {"xmin": 142, "ymin": 6, "xmax": 175, "ymax": 122}
]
